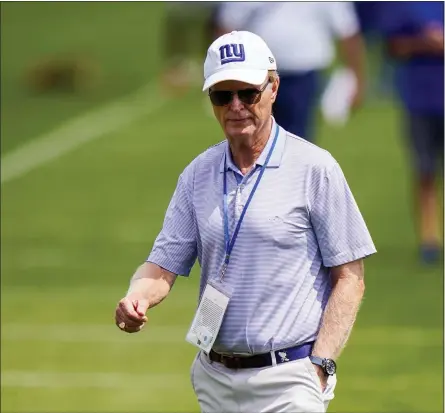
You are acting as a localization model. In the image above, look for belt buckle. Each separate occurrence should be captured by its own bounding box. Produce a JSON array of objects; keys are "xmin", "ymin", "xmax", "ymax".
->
[{"xmin": 220, "ymin": 354, "xmax": 241, "ymax": 369}]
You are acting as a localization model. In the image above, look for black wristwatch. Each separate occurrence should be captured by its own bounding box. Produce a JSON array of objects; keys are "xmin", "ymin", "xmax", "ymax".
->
[{"xmin": 309, "ymin": 356, "xmax": 337, "ymax": 376}]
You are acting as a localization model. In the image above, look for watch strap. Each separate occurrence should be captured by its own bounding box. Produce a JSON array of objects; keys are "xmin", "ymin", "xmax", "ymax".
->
[{"xmin": 309, "ymin": 355, "xmax": 324, "ymax": 367}]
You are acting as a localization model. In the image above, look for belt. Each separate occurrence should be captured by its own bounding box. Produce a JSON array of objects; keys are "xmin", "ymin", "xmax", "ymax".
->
[{"xmin": 208, "ymin": 342, "xmax": 314, "ymax": 369}]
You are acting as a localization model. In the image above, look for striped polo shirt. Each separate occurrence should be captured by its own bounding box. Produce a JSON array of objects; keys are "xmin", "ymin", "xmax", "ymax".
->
[{"xmin": 147, "ymin": 118, "xmax": 376, "ymax": 355}]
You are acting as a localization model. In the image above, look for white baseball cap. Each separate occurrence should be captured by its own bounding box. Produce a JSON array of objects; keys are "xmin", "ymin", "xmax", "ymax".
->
[{"xmin": 202, "ymin": 31, "xmax": 277, "ymax": 91}]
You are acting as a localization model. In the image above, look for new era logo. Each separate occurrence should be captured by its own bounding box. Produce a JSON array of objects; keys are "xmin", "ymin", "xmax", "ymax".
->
[{"xmin": 219, "ymin": 44, "xmax": 245, "ymax": 65}]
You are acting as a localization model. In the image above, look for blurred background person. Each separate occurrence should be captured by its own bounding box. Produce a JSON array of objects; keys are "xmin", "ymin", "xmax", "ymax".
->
[
  {"xmin": 215, "ymin": 1, "xmax": 367, "ymax": 142},
  {"xmin": 1, "ymin": 3, "xmax": 443, "ymax": 413},
  {"xmin": 161, "ymin": 1, "xmax": 221, "ymax": 95},
  {"xmin": 354, "ymin": 1, "xmax": 393, "ymax": 100},
  {"xmin": 378, "ymin": 1, "xmax": 444, "ymax": 264}
]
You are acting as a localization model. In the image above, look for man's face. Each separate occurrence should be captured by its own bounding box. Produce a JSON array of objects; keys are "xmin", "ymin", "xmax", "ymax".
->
[{"xmin": 209, "ymin": 77, "xmax": 279, "ymax": 140}]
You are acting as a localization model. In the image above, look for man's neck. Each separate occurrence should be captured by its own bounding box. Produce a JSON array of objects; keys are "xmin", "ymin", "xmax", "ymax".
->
[{"xmin": 228, "ymin": 118, "xmax": 273, "ymax": 175}]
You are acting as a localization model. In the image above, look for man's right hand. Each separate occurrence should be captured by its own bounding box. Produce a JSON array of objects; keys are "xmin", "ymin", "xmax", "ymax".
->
[
  {"xmin": 115, "ymin": 295, "xmax": 149, "ymax": 333},
  {"xmin": 114, "ymin": 263, "xmax": 176, "ymax": 333}
]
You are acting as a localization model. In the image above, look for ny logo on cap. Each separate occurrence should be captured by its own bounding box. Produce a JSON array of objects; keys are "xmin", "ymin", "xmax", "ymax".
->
[{"xmin": 219, "ymin": 44, "xmax": 245, "ymax": 65}]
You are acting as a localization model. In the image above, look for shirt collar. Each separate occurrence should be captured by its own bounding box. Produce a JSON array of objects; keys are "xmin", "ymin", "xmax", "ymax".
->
[{"xmin": 219, "ymin": 118, "xmax": 286, "ymax": 173}]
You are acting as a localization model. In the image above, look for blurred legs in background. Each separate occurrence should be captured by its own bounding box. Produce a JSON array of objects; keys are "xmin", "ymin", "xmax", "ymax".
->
[
  {"xmin": 406, "ymin": 113, "xmax": 444, "ymax": 264},
  {"xmin": 272, "ymin": 71, "xmax": 320, "ymax": 141},
  {"xmin": 162, "ymin": 2, "xmax": 220, "ymax": 95}
]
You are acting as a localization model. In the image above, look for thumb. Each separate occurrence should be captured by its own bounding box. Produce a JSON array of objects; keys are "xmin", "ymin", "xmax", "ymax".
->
[{"xmin": 133, "ymin": 299, "xmax": 149, "ymax": 319}]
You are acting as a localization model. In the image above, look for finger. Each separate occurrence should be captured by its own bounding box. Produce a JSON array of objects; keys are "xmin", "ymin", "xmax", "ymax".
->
[
  {"xmin": 121, "ymin": 323, "xmax": 146, "ymax": 334},
  {"xmin": 133, "ymin": 299, "xmax": 149, "ymax": 321},
  {"xmin": 120, "ymin": 318, "xmax": 144, "ymax": 329},
  {"xmin": 115, "ymin": 318, "xmax": 144, "ymax": 333},
  {"xmin": 119, "ymin": 300, "xmax": 144, "ymax": 323},
  {"xmin": 115, "ymin": 308, "xmax": 144, "ymax": 328}
]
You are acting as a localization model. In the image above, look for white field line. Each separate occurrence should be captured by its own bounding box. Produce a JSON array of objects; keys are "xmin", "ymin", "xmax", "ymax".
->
[
  {"xmin": 1, "ymin": 81, "xmax": 167, "ymax": 184},
  {"xmin": 1, "ymin": 324, "xmax": 441, "ymax": 347},
  {"xmin": 1, "ymin": 370, "xmax": 186, "ymax": 389}
]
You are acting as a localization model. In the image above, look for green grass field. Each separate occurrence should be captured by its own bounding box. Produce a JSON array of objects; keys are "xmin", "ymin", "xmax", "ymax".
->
[{"xmin": 1, "ymin": 3, "xmax": 443, "ymax": 412}]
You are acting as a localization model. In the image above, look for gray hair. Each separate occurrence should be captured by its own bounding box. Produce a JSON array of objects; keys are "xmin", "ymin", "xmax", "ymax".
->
[{"xmin": 268, "ymin": 70, "xmax": 279, "ymax": 82}]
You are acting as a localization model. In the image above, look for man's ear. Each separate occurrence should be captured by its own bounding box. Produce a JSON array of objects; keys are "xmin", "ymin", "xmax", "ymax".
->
[{"xmin": 271, "ymin": 78, "xmax": 280, "ymax": 103}]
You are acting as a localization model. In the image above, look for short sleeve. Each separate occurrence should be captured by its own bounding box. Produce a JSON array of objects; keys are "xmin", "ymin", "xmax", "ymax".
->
[
  {"xmin": 326, "ymin": 2, "xmax": 360, "ymax": 39},
  {"xmin": 146, "ymin": 174, "xmax": 198, "ymax": 276},
  {"xmin": 308, "ymin": 160, "xmax": 376, "ymax": 267}
]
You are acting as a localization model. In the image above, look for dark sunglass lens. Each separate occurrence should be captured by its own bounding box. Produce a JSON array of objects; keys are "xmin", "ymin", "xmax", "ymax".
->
[
  {"xmin": 238, "ymin": 89, "xmax": 260, "ymax": 105},
  {"xmin": 210, "ymin": 90, "xmax": 233, "ymax": 106}
]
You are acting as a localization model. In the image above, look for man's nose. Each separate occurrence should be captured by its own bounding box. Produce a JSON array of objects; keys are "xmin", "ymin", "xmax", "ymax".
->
[{"xmin": 228, "ymin": 93, "xmax": 245, "ymax": 111}]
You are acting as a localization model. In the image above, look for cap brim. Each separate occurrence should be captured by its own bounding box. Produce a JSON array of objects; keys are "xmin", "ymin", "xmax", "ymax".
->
[{"xmin": 202, "ymin": 69, "xmax": 268, "ymax": 91}]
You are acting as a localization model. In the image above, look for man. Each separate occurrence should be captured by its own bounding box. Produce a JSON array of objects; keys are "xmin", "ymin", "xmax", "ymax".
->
[
  {"xmin": 378, "ymin": 1, "xmax": 443, "ymax": 264},
  {"xmin": 214, "ymin": 2, "xmax": 366, "ymax": 141},
  {"xmin": 115, "ymin": 31, "xmax": 376, "ymax": 412}
]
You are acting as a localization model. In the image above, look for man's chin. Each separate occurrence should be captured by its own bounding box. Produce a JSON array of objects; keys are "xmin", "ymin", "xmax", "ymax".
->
[{"xmin": 226, "ymin": 124, "xmax": 254, "ymax": 139}]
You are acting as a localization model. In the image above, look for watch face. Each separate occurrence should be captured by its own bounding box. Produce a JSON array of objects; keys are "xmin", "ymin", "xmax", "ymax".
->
[{"xmin": 324, "ymin": 359, "xmax": 337, "ymax": 375}]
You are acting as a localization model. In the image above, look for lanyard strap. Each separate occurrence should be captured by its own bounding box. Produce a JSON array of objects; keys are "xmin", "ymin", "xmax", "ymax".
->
[{"xmin": 221, "ymin": 125, "xmax": 280, "ymax": 278}]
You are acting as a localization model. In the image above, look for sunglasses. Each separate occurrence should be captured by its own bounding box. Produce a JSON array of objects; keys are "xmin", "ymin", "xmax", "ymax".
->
[{"xmin": 209, "ymin": 81, "xmax": 270, "ymax": 106}]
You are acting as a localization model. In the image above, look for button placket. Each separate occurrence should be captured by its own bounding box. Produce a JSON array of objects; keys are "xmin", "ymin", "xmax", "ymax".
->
[{"xmin": 235, "ymin": 185, "xmax": 243, "ymax": 220}]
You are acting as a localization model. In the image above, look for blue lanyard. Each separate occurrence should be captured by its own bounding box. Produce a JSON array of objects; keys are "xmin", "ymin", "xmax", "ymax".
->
[{"xmin": 221, "ymin": 125, "xmax": 280, "ymax": 280}]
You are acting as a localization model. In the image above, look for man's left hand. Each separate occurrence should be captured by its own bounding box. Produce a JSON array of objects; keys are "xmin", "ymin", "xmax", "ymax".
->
[{"xmin": 313, "ymin": 364, "xmax": 328, "ymax": 393}]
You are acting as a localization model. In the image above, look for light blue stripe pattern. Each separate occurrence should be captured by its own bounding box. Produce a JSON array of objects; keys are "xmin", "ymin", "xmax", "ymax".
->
[{"xmin": 147, "ymin": 119, "xmax": 376, "ymax": 354}]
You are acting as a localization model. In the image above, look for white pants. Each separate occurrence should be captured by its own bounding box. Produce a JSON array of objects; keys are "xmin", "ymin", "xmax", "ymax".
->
[{"xmin": 190, "ymin": 351, "xmax": 337, "ymax": 413}]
